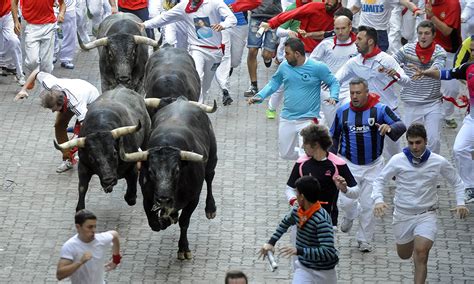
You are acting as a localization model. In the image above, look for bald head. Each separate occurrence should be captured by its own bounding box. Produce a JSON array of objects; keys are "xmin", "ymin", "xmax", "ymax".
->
[{"xmin": 334, "ymin": 15, "xmax": 352, "ymax": 42}]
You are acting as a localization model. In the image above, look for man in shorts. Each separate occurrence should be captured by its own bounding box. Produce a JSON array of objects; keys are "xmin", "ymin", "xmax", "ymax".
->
[{"xmin": 372, "ymin": 123, "xmax": 468, "ymax": 284}]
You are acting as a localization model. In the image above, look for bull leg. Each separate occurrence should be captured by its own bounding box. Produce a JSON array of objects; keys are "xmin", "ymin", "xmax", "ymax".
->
[
  {"xmin": 123, "ymin": 166, "xmax": 138, "ymax": 206},
  {"xmin": 177, "ymin": 198, "xmax": 199, "ymax": 260},
  {"xmin": 204, "ymin": 170, "xmax": 216, "ymax": 219},
  {"xmin": 76, "ymin": 164, "xmax": 92, "ymax": 212}
]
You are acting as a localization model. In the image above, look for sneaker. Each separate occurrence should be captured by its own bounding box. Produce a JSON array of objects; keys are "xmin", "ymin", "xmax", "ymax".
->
[
  {"xmin": 53, "ymin": 57, "xmax": 57, "ymax": 64},
  {"xmin": 358, "ymin": 241, "xmax": 373, "ymax": 252},
  {"xmin": 445, "ymin": 118, "xmax": 458, "ymax": 129},
  {"xmin": 264, "ymin": 59, "xmax": 272, "ymax": 68},
  {"xmin": 340, "ymin": 217, "xmax": 353, "ymax": 233},
  {"xmin": 61, "ymin": 62, "xmax": 75, "ymax": 69},
  {"xmin": 222, "ymin": 89, "xmax": 233, "ymax": 106},
  {"xmin": 465, "ymin": 188, "xmax": 474, "ymax": 204},
  {"xmin": 15, "ymin": 74, "xmax": 26, "ymax": 86},
  {"xmin": 3, "ymin": 67, "xmax": 17, "ymax": 75},
  {"xmin": 56, "ymin": 159, "xmax": 73, "ymax": 173},
  {"xmin": 244, "ymin": 85, "xmax": 258, "ymax": 97},
  {"xmin": 266, "ymin": 109, "xmax": 276, "ymax": 119}
]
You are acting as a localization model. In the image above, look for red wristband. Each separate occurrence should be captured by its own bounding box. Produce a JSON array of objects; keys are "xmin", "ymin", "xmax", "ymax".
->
[
  {"xmin": 412, "ymin": 7, "xmax": 420, "ymax": 14},
  {"xmin": 289, "ymin": 197, "xmax": 297, "ymax": 206},
  {"xmin": 112, "ymin": 254, "xmax": 121, "ymax": 265}
]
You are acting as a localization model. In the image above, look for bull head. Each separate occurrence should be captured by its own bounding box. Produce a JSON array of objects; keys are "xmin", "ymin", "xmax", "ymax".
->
[{"xmin": 53, "ymin": 121, "xmax": 142, "ymax": 151}]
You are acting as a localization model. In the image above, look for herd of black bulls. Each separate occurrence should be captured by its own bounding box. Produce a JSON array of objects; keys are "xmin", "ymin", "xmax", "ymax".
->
[{"xmin": 57, "ymin": 13, "xmax": 218, "ymax": 260}]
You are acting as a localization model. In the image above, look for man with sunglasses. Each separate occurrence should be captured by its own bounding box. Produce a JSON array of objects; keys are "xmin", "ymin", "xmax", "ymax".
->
[{"xmin": 372, "ymin": 123, "xmax": 468, "ymax": 284}]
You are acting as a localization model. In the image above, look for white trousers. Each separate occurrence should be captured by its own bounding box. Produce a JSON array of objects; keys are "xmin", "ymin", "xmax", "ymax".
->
[
  {"xmin": 453, "ymin": 115, "xmax": 474, "ymax": 188},
  {"xmin": 388, "ymin": 5, "xmax": 402, "ymax": 55},
  {"xmin": 215, "ymin": 25, "xmax": 247, "ymax": 91},
  {"xmin": 278, "ymin": 117, "xmax": 314, "ymax": 160},
  {"xmin": 338, "ymin": 157, "xmax": 384, "ymax": 243},
  {"xmin": 268, "ymin": 85, "xmax": 284, "ymax": 111},
  {"xmin": 0, "ymin": 12, "xmax": 23, "ymax": 75},
  {"xmin": 292, "ymin": 261, "xmax": 337, "ymax": 284},
  {"xmin": 320, "ymin": 89, "xmax": 350, "ymax": 128},
  {"xmin": 76, "ymin": 0, "xmax": 91, "ymax": 43},
  {"xmin": 441, "ymin": 52, "xmax": 460, "ymax": 119},
  {"xmin": 55, "ymin": 9, "xmax": 77, "ymax": 63},
  {"xmin": 87, "ymin": 0, "xmax": 110, "ymax": 32},
  {"xmin": 403, "ymin": 100, "xmax": 443, "ymax": 154},
  {"xmin": 189, "ymin": 45, "xmax": 223, "ymax": 103},
  {"xmin": 24, "ymin": 22, "xmax": 55, "ymax": 74}
]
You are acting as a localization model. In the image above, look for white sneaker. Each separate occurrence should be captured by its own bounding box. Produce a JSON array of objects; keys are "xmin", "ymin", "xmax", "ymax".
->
[
  {"xmin": 56, "ymin": 159, "xmax": 73, "ymax": 173},
  {"xmin": 340, "ymin": 217, "xmax": 353, "ymax": 233},
  {"xmin": 358, "ymin": 241, "xmax": 373, "ymax": 252},
  {"xmin": 16, "ymin": 74, "xmax": 26, "ymax": 86}
]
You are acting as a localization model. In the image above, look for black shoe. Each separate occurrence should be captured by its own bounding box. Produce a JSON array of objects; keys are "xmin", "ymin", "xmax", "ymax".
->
[
  {"xmin": 3, "ymin": 67, "xmax": 17, "ymax": 75},
  {"xmin": 244, "ymin": 85, "xmax": 258, "ymax": 97},
  {"xmin": 264, "ymin": 59, "xmax": 272, "ymax": 68},
  {"xmin": 222, "ymin": 89, "xmax": 233, "ymax": 106}
]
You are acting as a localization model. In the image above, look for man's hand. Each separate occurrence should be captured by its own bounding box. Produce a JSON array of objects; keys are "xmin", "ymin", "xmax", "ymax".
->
[
  {"xmin": 14, "ymin": 21, "xmax": 22, "ymax": 36},
  {"xmin": 450, "ymin": 206, "xmax": 469, "ymax": 219},
  {"xmin": 104, "ymin": 260, "xmax": 118, "ymax": 271},
  {"xmin": 57, "ymin": 12, "xmax": 65, "ymax": 23},
  {"xmin": 258, "ymin": 243, "xmax": 274, "ymax": 260},
  {"xmin": 14, "ymin": 90, "xmax": 29, "ymax": 101},
  {"xmin": 407, "ymin": 63, "xmax": 425, "ymax": 80},
  {"xmin": 333, "ymin": 175, "xmax": 347, "ymax": 193},
  {"xmin": 111, "ymin": 6, "xmax": 118, "ymax": 14},
  {"xmin": 80, "ymin": 251, "xmax": 92, "ymax": 264},
  {"xmin": 297, "ymin": 29, "xmax": 307, "ymax": 38},
  {"xmin": 425, "ymin": 3, "xmax": 433, "ymax": 18},
  {"xmin": 279, "ymin": 246, "xmax": 297, "ymax": 258},
  {"xmin": 378, "ymin": 66, "xmax": 398, "ymax": 78},
  {"xmin": 374, "ymin": 202, "xmax": 389, "ymax": 217},
  {"xmin": 211, "ymin": 24, "xmax": 225, "ymax": 32},
  {"xmin": 375, "ymin": 123, "xmax": 391, "ymax": 136},
  {"xmin": 259, "ymin": 22, "xmax": 270, "ymax": 32},
  {"xmin": 247, "ymin": 95, "xmax": 262, "ymax": 105},
  {"xmin": 324, "ymin": 98, "xmax": 337, "ymax": 105}
]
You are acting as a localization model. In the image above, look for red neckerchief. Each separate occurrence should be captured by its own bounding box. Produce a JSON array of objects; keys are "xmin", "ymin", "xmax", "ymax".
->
[
  {"xmin": 362, "ymin": 46, "xmax": 382, "ymax": 64},
  {"xmin": 333, "ymin": 32, "xmax": 356, "ymax": 49},
  {"xmin": 296, "ymin": 0, "xmax": 310, "ymax": 7},
  {"xmin": 297, "ymin": 201, "xmax": 322, "ymax": 228},
  {"xmin": 185, "ymin": 0, "xmax": 203, "ymax": 13},
  {"xmin": 350, "ymin": 92, "xmax": 380, "ymax": 112},
  {"xmin": 415, "ymin": 42, "xmax": 436, "ymax": 64},
  {"xmin": 61, "ymin": 95, "xmax": 68, "ymax": 113}
]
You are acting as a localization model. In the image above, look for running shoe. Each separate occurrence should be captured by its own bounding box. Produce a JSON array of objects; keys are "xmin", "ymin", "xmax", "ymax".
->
[
  {"xmin": 15, "ymin": 74, "xmax": 26, "ymax": 86},
  {"xmin": 358, "ymin": 241, "xmax": 373, "ymax": 252},
  {"xmin": 445, "ymin": 118, "xmax": 458, "ymax": 129},
  {"xmin": 266, "ymin": 109, "xmax": 276, "ymax": 119},
  {"xmin": 61, "ymin": 62, "xmax": 75, "ymax": 69},
  {"xmin": 244, "ymin": 85, "xmax": 258, "ymax": 97},
  {"xmin": 465, "ymin": 188, "xmax": 474, "ymax": 204},
  {"xmin": 56, "ymin": 159, "xmax": 73, "ymax": 173},
  {"xmin": 264, "ymin": 59, "xmax": 272, "ymax": 68},
  {"xmin": 222, "ymin": 89, "xmax": 233, "ymax": 106},
  {"xmin": 340, "ymin": 217, "xmax": 353, "ymax": 233}
]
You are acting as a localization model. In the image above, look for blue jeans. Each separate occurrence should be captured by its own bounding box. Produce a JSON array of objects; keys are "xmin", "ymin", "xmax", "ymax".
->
[{"xmin": 247, "ymin": 18, "xmax": 278, "ymax": 52}]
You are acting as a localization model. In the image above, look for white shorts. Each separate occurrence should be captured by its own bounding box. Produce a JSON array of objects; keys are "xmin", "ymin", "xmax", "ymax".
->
[
  {"xmin": 393, "ymin": 211, "xmax": 437, "ymax": 245},
  {"xmin": 293, "ymin": 260, "xmax": 337, "ymax": 284}
]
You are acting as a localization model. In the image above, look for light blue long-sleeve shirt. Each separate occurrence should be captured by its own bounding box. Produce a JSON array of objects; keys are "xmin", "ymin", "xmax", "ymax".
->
[{"xmin": 256, "ymin": 58, "xmax": 340, "ymax": 120}]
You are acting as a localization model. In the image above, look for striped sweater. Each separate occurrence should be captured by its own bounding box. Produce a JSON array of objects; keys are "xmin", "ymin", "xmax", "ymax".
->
[
  {"xmin": 393, "ymin": 43, "xmax": 447, "ymax": 104},
  {"xmin": 268, "ymin": 207, "xmax": 339, "ymax": 270}
]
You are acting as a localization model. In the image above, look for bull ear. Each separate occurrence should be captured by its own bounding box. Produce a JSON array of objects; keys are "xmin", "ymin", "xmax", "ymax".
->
[
  {"xmin": 180, "ymin": 151, "xmax": 205, "ymax": 162},
  {"xmin": 110, "ymin": 121, "xmax": 142, "ymax": 139},
  {"xmin": 54, "ymin": 137, "xmax": 86, "ymax": 150},
  {"xmin": 188, "ymin": 100, "xmax": 217, "ymax": 113}
]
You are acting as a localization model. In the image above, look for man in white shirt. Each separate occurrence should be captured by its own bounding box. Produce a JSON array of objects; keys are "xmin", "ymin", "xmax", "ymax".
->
[
  {"xmin": 310, "ymin": 15, "xmax": 358, "ymax": 127},
  {"xmin": 141, "ymin": 0, "xmax": 237, "ymax": 103},
  {"xmin": 14, "ymin": 69, "xmax": 100, "ymax": 173},
  {"xmin": 372, "ymin": 123, "xmax": 468, "ymax": 284},
  {"xmin": 56, "ymin": 209, "xmax": 121, "ymax": 283}
]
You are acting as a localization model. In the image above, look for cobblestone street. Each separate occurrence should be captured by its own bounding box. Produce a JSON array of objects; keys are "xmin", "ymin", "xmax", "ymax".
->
[{"xmin": 0, "ymin": 46, "xmax": 473, "ymax": 283}]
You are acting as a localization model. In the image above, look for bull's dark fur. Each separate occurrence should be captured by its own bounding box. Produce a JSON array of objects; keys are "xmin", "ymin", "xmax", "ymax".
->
[
  {"xmin": 139, "ymin": 98, "xmax": 217, "ymax": 258},
  {"xmin": 97, "ymin": 13, "xmax": 149, "ymax": 93},
  {"xmin": 76, "ymin": 86, "xmax": 151, "ymax": 211},
  {"xmin": 144, "ymin": 46, "xmax": 200, "ymax": 102}
]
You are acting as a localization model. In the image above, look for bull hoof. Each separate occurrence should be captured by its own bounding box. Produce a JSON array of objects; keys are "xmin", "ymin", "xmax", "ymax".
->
[
  {"xmin": 177, "ymin": 251, "xmax": 192, "ymax": 260},
  {"xmin": 124, "ymin": 195, "xmax": 137, "ymax": 206},
  {"xmin": 185, "ymin": 251, "xmax": 192, "ymax": 259},
  {"xmin": 206, "ymin": 212, "xmax": 216, "ymax": 219},
  {"xmin": 177, "ymin": 252, "xmax": 185, "ymax": 260}
]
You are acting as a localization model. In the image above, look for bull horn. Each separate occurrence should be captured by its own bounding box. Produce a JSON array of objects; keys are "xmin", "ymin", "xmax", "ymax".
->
[
  {"xmin": 144, "ymin": 98, "xmax": 161, "ymax": 108},
  {"xmin": 120, "ymin": 148, "xmax": 149, "ymax": 162},
  {"xmin": 111, "ymin": 121, "xmax": 142, "ymax": 139},
  {"xmin": 188, "ymin": 100, "xmax": 217, "ymax": 113},
  {"xmin": 133, "ymin": 35, "xmax": 159, "ymax": 47},
  {"xmin": 53, "ymin": 137, "xmax": 86, "ymax": 150},
  {"xmin": 180, "ymin": 151, "xmax": 204, "ymax": 162},
  {"xmin": 78, "ymin": 37, "xmax": 108, "ymax": 50}
]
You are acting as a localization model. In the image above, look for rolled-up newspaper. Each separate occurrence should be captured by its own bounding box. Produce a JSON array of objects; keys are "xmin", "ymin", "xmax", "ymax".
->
[
  {"xmin": 256, "ymin": 27, "xmax": 265, "ymax": 38},
  {"xmin": 266, "ymin": 251, "xmax": 278, "ymax": 272}
]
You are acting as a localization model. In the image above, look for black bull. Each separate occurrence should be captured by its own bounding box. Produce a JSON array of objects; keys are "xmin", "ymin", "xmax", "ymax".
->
[
  {"xmin": 78, "ymin": 13, "xmax": 158, "ymax": 93},
  {"xmin": 144, "ymin": 46, "xmax": 200, "ymax": 102},
  {"xmin": 54, "ymin": 87, "xmax": 151, "ymax": 211},
  {"xmin": 121, "ymin": 98, "xmax": 217, "ymax": 260}
]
